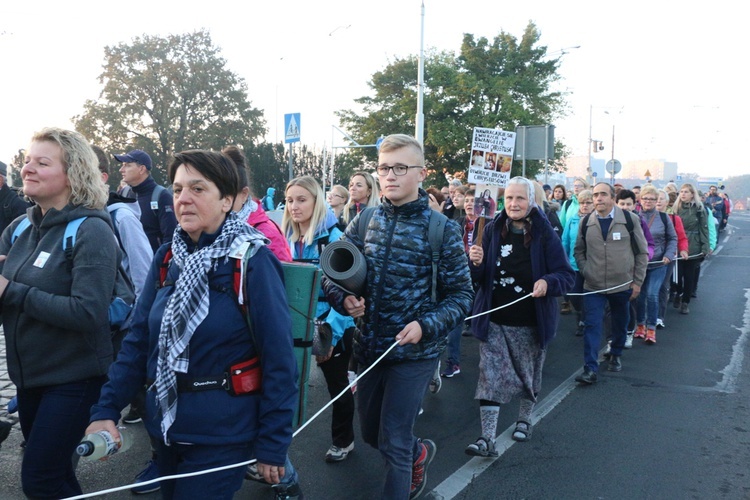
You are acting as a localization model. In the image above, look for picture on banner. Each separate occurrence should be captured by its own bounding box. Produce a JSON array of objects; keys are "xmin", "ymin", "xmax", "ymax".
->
[
  {"xmin": 473, "ymin": 184, "xmax": 501, "ymax": 220},
  {"xmin": 467, "ymin": 127, "xmax": 516, "ymax": 186}
]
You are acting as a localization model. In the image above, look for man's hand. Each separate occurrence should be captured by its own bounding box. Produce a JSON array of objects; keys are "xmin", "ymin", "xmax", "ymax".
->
[
  {"xmin": 84, "ymin": 420, "xmax": 120, "ymax": 442},
  {"xmin": 343, "ymin": 296, "xmax": 365, "ymax": 318},
  {"xmin": 630, "ymin": 283, "xmax": 641, "ymax": 300},
  {"xmin": 395, "ymin": 321, "xmax": 423, "ymax": 346},
  {"xmin": 680, "ymin": 250, "xmax": 689, "ymax": 260}
]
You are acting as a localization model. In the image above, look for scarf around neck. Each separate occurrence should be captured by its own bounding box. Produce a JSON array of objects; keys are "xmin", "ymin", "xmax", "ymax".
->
[{"xmin": 154, "ymin": 213, "xmax": 268, "ymax": 444}]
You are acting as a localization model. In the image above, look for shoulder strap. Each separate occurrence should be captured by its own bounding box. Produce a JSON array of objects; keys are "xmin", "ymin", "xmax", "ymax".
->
[
  {"xmin": 159, "ymin": 247, "xmax": 174, "ymax": 287},
  {"xmin": 151, "ymin": 185, "xmax": 166, "ymax": 214},
  {"xmin": 63, "ymin": 217, "xmax": 88, "ymax": 260},
  {"xmin": 11, "ymin": 218, "xmax": 32, "ymax": 244},
  {"xmin": 659, "ymin": 211, "xmax": 668, "ymax": 228},
  {"xmin": 357, "ymin": 207, "xmax": 377, "ymax": 244},
  {"xmin": 623, "ymin": 211, "xmax": 639, "ymax": 256},
  {"xmin": 428, "ymin": 210, "xmax": 447, "ymax": 302}
]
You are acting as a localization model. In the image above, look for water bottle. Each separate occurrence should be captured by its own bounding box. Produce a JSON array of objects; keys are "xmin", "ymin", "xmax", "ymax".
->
[{"xmin": 76, "ymin": 426, "xmax": 133, "ymax": 460}]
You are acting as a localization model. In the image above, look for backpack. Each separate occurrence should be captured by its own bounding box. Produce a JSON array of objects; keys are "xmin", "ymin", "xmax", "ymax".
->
[
  {"xmin": 157, "ymin": 245, "xmax": 321, "ymax": 429},
  {"xmin": 580, "ymin": 210, "xmax": 641, "ymax": 258},
  {"xmin": 356, "ymin": 206, "xmax": 447, "ymax": 302},
  {"xmin": 11, "ymin": 217, "xmax": 136, "ymax": 331},
  {"xmin": 150, "ymin": 185, "xmax": 170, "ymax": 217}
]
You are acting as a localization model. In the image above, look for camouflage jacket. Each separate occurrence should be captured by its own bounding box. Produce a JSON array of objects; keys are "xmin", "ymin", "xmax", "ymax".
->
[{"xmin": 324, "ymin": 190, "xmax": 473, "ymax": 365}]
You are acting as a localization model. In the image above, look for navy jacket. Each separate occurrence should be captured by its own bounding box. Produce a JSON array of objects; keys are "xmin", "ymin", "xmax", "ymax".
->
[
  {"xmin": 90, "ymin": 224, "xmax": 297, "ymax": 467},
  {"xmin": 132, "ymin": 177, "xmax": 177, "ymax": 252},
  {"xmin": 470, "ymin": 207, "xmax": 575, "ymax": 348}
]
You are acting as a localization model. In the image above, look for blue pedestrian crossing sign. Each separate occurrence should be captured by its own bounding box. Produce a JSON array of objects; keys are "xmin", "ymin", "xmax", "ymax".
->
[{"xmin": 284, "ymin": 113, "xmax": 301, "ymax": 143}]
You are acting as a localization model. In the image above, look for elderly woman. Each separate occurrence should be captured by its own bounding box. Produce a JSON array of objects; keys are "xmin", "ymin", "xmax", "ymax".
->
[
  {"xmin": 0, "ymin": 128, "xmax": 118, "ymax": 497},
  {"xmin": 86, "ymin": 150, "xmax": 300, "ymax": 499},
  {"xmin": 466, "ymin": 177, "xmax": 574, "ymax": 455}
]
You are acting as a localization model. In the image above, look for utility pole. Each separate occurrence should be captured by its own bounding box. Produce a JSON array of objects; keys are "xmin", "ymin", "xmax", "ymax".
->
[{"xmin": 415, "ymin": 1, "xmax": 425, "ymax": 147}]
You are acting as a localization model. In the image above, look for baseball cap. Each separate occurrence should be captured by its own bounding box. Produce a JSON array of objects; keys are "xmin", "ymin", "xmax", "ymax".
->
[{"xmin": 113, "ymin": 150, "xmax": 152, "ymax": 170}]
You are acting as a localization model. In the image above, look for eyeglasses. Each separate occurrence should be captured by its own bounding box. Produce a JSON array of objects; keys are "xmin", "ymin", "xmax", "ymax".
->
[
  {"xmin": 641, "ymin": 197, "xmax": 657, "ymax": 202},
  {"xmin": 332, "ymin": 193, "xmax": 346, "ymax": 198},
  {"xmin": 579, "ymin": 201, "xmax": 593, "ymax": 205},
  {"xmin": 376, "ymin": 164, "xmax": 423, "ymax": 176}
]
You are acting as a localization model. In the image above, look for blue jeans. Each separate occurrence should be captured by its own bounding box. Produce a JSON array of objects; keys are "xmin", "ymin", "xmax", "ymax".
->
[
  {"xmin": 445, "ymin": 322, "xmax": 462, "ymax": 366},
  {"xmin": 18, "ymin": 376, "xmax": 106, "ymax": 498},
  {"xmin": 583, "ymin": 290, "xmax": 632, "ymax": 372},
  {"xmin": 357, "ymin": 358, "xmax": 436, "ymax": 500},
  {"xmin": 156, "ymin": 440, "xmax": 295, "ymax": 499},
  {"xmin": 637, "ymin": 265, "xmax": 668, "ymax": 329}
]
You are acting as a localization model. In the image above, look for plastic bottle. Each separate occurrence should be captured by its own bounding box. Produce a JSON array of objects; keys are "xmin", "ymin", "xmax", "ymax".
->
[{"xmin": 76, "ymin": 426, "xmax": 133, "ymax": 460}]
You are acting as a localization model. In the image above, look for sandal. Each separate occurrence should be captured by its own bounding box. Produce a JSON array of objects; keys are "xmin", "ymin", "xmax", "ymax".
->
[
  {"xmin": 512, "ymin": 421, "xmax": 532, "ymax": 442},
  {"xmin": 465, "ymin": 436, "xmax": 498, "ymax": 457}
]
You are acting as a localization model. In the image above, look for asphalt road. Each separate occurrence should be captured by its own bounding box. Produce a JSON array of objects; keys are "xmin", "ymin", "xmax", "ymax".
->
[{"xmin": 1, "ymin": 213, "xmax": 748, "ymax": 499}]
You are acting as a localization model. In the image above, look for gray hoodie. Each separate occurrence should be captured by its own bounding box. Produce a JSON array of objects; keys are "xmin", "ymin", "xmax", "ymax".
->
[
  {"xmin": 108, "ymin": 200, "xmax": 153, "ymax": 299},
  {"xmin": 0, "ymin": 203, "xmax": 118, "ymax": 389}
]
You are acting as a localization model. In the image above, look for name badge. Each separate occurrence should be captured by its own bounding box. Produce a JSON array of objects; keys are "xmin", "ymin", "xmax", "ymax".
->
[
  {"xmin": 613, "ymin": 232, "xmax": 621, "ymax": 241},
  {"xmin": 150, "ymin": 201, "xmax": 159, "ymax": 210},
  {"xmin": 230, "ymin": 241, "xmax": 251, "ymax": 260},
  {"xmin": 34, "ymin": 251, "xmax": 51, "ymax": 268}
]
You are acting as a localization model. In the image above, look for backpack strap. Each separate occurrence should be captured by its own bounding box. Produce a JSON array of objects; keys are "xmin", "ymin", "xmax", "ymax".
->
[
  {"xmin": 357, "ymin": 207, "xmax": 377, "ymax": 244},
  {"xmin": 63, "ymin": 217, "xmax": 88, "ymax": 260},
  {"xmin": 427, "ymin": 210, "xmax": 447, "ymax": 302},
  {"xmin": 623, "ymin": 210, "xmax": 639, "ymax": 256},
  {"xmin": 580, "ymin": 213, "xmax": 592, "ymax": 258},
  {"xmin": 151, "ymin": 185, "xmax": 166, "ymax": 216},
  {"xmin": 159, "ymin": 248, "xmax": 174, "ymax": 288},
  {"xmin": 11, "ymin": 218, "xmax": 32, "ymax": 244},
  {"xmin": 659, "ymin": 211, "xmax": 668, "ymax": 228}
]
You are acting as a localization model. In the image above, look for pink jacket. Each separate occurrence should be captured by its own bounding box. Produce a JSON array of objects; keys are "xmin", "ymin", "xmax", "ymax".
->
[{"xmin": 247, "ymin": 203, "xmax": 292, "ymax": 262}]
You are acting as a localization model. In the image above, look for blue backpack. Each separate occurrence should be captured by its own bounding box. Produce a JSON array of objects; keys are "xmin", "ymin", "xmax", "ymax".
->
[{"xmin": 11, "ymin": 217, "xmax": 136, "ymax": 331}]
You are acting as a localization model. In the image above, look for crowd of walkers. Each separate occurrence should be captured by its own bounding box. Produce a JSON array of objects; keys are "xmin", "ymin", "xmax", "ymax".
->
[{"xmin": 0, "ymin": 128, "xmax": 731, "ymax": 500}]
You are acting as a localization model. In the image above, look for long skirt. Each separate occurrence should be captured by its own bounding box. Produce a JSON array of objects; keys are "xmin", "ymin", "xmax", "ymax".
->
[{"xmin": 475, "ymin": 322, "xmax": 546, "ymax": 404}]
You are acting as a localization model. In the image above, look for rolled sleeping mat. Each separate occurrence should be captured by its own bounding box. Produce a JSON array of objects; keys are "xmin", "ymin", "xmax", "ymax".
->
[{"xmin": 320, "ymin": 239, "xmax": 367, "ymax": 296}]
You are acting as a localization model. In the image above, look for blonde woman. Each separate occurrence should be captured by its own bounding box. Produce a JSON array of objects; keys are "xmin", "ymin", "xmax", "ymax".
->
[
  {"xmin": 0, "ymin": 128, "xmax": 118, "ymax": 497},
  {"xmin": 673, "ymin": 183, "xmax": 709, "ymax": 314},
  {"xmin": 283, "ymin": 176, "xmax": 357, "ymax": 463},
  {"xmin": 341, "ymin": 171, "xmax": 379, "ymax": 227},
  {"xmin": 327, "ymin": 184, "xmax": 349, "ymax": 221}
]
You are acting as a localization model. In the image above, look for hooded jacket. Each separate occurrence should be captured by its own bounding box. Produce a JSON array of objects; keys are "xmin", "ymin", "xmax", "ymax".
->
[
  {"xmin": 0, "ymin": 204, "xmax": 118, "ymax": 389},
  {"xmin": 263, "ymin": 187, "xmax": 276, "ymax": 211},
  {"xmin": 107, "ymin": 192, "xmax": 153, "ymax": 299},
  {"xmin": 325, "ymin": 190, "xmax": 473, "ymax": 365},
  {"xmin": 247, "ymin": 201, "xmax": 292, "ymax": 262}
]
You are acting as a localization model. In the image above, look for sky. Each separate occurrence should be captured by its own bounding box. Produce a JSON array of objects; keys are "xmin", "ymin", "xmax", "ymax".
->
[{"xmin": 1, "ymin": 0, "xmax": 748, "ymax": 180}]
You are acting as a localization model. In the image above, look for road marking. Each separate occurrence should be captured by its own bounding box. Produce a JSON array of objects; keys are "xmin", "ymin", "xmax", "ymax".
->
[
  {"xmin": 715, "ymin": 288, "xmax": 750, "ymax": 394},
  {"xmin": 430, "ymin": 371, "xmax": 580, "ymax": 499}
]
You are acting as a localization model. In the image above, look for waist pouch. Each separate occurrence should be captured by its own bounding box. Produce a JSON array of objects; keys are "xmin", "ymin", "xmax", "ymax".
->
[{"xmin": 150, "ymin": 356, "xmax": 262, "ymax": 396}]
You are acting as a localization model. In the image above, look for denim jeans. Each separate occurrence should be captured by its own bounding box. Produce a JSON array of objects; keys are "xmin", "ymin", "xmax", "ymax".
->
[
  {"xmin": 18, "ymin": 376, "xmax": 106, "ymax": 498},
  {"xmin": 583, "ymin": 290, "xmax": 632, "ymax": 372},
  {"xmin": 357, "ymin": 358, "xmax": 437, "ymax": 499},
  {"xmin": 658, "ymin": 260, "xmax": 676, "ymax": 320},
  {"xmin": 445, "ymin": 322, "xmax": 462, "ymax": 366},
  {"xmin": 637, "ymin": 265, "xmax": 668, "ymax": 329}
]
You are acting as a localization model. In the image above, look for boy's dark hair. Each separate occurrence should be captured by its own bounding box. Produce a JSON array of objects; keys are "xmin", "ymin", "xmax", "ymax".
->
[
  {"xmin": 91, "ymin": 145, "xmax": 109, "ymax": 176},
  {"xmin": 616, "ymin": 189, "xmax": 636, "ymax": 204}
]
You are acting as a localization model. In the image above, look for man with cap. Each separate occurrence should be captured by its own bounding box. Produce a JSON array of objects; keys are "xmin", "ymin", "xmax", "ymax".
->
[
  {"xmin": 114, "ymin": 150, "xmax": 177, "ymax": 252},
  {"xmin": 0, "ymin": 161, "xmax": 31, "ymax": 234}
]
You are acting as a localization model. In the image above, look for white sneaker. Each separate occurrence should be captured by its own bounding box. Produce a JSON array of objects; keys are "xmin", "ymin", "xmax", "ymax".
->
[
  {"xmin": 656, "ymin": 318, "xmax": 665, "ymax": 329},
  {"xmin": 624, "ymin": 334, "xmax": 634, "ymax": 349},
  {"xmin": 325, "ymin": 442, "xmax": 354, "ymax": 462},
  {"xmin": 604, "ymin": 340, "xmax": 611, "ymax": 355}
]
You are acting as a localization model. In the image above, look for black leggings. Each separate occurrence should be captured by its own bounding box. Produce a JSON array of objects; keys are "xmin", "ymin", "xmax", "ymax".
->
[{"xmin": 676, "ymin": 259, "xmax": 701, "ymax": 304}]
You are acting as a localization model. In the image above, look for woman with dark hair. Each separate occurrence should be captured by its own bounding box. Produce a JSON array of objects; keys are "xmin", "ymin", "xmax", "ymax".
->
[
  {"xmin": 86, "ymin": 150, "xmax": 301, "ymax": 498},
  {"xmin": 0, "ymin": 128, "xmax": 118, "ymax": 497},
  {"xmin": 466, "ymin": 177, "xmax": 574, "ymax": 455},
  {"xmin": 222, "ymin": 145, "xmax": 291, "ymax": 262}
]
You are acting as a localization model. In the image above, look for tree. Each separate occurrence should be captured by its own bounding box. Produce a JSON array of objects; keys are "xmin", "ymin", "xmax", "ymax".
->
[
  {"xmin": 73, "ymin": 29, "xmax": 266, "ymax": 185},
  {"xmin": 336, "ymin": 22, "xmax": 569, "ymax": 181}
]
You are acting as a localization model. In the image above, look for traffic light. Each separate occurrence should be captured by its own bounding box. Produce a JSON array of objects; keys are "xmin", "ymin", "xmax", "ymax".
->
[{"xmin": 591, "ymin": 140, "xmax": 604, "ymax": 152}]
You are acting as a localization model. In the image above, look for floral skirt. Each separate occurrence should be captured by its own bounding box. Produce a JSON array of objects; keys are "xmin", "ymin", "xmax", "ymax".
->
[{"xmin": 475, "ymin": 322, "xmax": 546, "ymax": 404}]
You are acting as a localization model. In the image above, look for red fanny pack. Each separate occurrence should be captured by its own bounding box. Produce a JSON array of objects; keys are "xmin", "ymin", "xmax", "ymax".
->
[{"xmin": 226, "ymin": 357, "xmax": 262, "ymax": 396}]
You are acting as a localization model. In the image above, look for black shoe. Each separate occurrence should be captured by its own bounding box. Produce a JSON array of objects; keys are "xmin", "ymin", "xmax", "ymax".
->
[
  {"xmin": 608, "ymin": 355, "xmax": 622, "ymax": 372},
  {"xmin": 575, "ymin": 369, "xmax": 597, "ymax": 385},
  {"xmin": 0, "ymin": 420, "xmax": 12, "ymax": 448},
  {"xmin": 272, "ymin": 482, "xmax": 304, "ymax": 500}
]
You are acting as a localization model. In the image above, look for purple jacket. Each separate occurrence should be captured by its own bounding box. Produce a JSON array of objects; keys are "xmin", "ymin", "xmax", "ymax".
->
[{"xmin": 470, "ymin": 207, "xmax": 575, "ymax": 348}]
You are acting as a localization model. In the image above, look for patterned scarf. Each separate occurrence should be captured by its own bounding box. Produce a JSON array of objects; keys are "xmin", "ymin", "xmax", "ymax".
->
[
  {"xmin": 236, "ymin": 198, "xmax": 258, "ymax": 222},
  {"xmin": 154, "ymin": 213, "xmax": 268, "ymax": 444}
]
